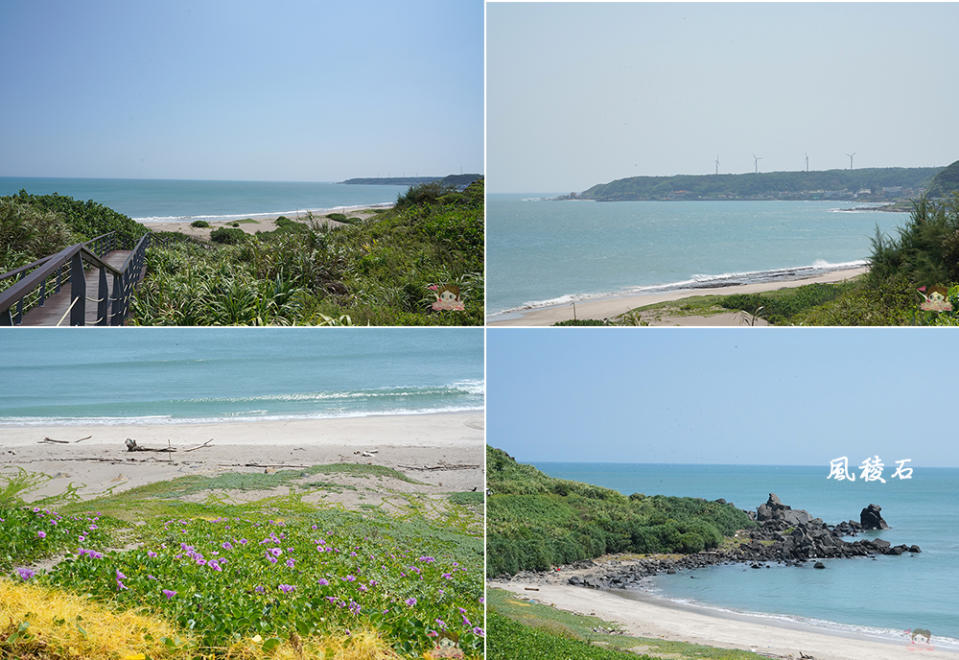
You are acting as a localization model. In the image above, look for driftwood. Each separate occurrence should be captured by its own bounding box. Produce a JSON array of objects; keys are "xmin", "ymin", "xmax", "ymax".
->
[
  {"xmin": 40, "ymin": 435, "xmax": 92, "ymax": 444},
  {"xmin": 397, "ymin": 463, "xmax": 479, "ymax": 471},
  {"xmin": 240, "ymin": 463, "xmax": 309, "ymax": 469},
  {"xmin": 124, "ymin": 438, "xmax": 174, "ymax": 453},
  {"xmin": 124, "ymin": 438, "xmax": 213, "ymax": 453},
  {"xmin": 183, "ymin": 439, "xmax": 214, "ymax": 453}
]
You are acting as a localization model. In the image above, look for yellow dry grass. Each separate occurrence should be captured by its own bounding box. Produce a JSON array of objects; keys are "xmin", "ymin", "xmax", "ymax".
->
[
  {"xmin": 0, "ymin": 578, "xmax": 403, "ymax": 659},
  {"xmin": 0, "ymin": 577, "xmax": 187, "ymax": 659}
]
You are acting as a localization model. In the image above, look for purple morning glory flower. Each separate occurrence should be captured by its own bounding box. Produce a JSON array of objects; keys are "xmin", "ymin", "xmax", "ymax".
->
[
  {"xmin": 17, "ymin": 568, "xmax": 35, "ymax": 581},
  {"xmin": 405, "ymin": 597, "xmax": 417, "ymax": 607},
  {"xmin": 278, "ymin": 584, "xmax": 295, "ymax": 593},
  {"xmin": 162, "ymin": 589, "xmax": 176, "ymax": 599},
  {"xmin": 317, "ymin": 578, "xmax": 329, "ymax": 586},
  {"xmin": 37, "ymin": 530, "xmax": 46, "ymax": 539}
]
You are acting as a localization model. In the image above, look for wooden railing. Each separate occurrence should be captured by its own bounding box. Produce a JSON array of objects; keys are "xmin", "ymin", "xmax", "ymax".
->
[{"xmin": 0, "ymin": 232, "xmax": 152, "ymax": 326}]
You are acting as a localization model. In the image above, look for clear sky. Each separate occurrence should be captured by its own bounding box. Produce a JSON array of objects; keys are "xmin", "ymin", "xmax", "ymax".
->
[
  {"xmin": 487, "ymin": 2, "xmax": 959, "ymax": 193},
  {"xmin": 0, "ymin": 0, "xmax": 482, "ymax": 181},
  {"xmin": 487, "ymin": 329, "xmax": 958, "ymax": 467}
]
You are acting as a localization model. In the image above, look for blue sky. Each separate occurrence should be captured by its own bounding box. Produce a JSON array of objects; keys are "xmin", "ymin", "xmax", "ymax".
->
[
  {"xmin": 487, "ymin": 329, "xmax": 958, "ymax": 467},
  {"xmin": 0, "ymin": 0, "xmax": 482, "ymax": 181},
  {"xmin": 488, "ymin": 2, "xmax": 959, "ymax": 193}
]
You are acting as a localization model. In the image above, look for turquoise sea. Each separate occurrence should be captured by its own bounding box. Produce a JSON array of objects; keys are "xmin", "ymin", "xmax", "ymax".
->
[
  {"xmin": 534, "ymin": 462, "xmax": 959, "ymax": 648},
  {"xmin": 0, "ymin": 177, "xmax": 410, "ymax": 223},
  {"xmin": 0, "ymin": 329, "xmax": 484, "ymax": 426},
  {"xmin": 487, "ymin": 196, "xmax": 911, "ymax": 318}
]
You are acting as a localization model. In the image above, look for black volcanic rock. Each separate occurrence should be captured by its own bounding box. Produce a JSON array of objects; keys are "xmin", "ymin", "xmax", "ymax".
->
[
  {"xmin": 756, "ymin": 493, "xmax": 813, "ymax": 526},
  {"xmin": 557, "ymin": 495, "xmax": 920, "ymax": 591},
  {"xmin": 860, "ymin": 504, "xmax": 889, "ymax": 530}
]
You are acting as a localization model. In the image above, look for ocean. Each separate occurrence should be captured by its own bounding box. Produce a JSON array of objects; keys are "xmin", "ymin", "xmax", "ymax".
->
[
  {"xmin": 533, "ymin": 462, "xmax": 959, "ymax": 649},
  {"xmin": 487, "ymin": 196, "xmax": 911, "ymax": 318},
  {"xmin": 0, "ymin": 329, "xmax": 484, "ymax": 426},
  {"xmin": 0, "ymin": 177, "xmax": 410, "ymax": 223}
]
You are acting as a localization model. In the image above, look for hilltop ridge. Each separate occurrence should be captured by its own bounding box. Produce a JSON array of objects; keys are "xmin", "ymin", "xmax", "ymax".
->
[{"xmin": 575, "ymin": 166, "xmax": 942, "ymax": 202}]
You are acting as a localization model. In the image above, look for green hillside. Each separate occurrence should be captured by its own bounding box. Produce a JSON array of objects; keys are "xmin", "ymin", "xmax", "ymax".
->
[
  {"xmin": 486, "ymin": 447, "xmax": 754, "ymax": 577},
  {"xmin": 579, "ymin": 166, "xmax": 941, "ymax": 201},
  {"xmin": 926, "ymin": 159, "xmax": 959, "ymax": 198}
]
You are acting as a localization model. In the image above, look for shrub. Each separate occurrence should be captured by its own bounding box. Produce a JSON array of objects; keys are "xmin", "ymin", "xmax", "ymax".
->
[
  {"xmin": 190, "ymin": 219, "xmax": 210, "ymax": 228},
  {"xmin": 0, "ymin": 199, "xmax": 79, "ymax": 274},
  {"xmin": 209, "ymin": 227, "xmax": 246, "ymax": 244}
]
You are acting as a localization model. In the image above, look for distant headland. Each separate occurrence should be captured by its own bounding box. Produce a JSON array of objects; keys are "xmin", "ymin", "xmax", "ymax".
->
[
  {"xmin": 342, "ymin": 173, "xmax": 482, "ymax": 188},
  {"xmin": 563, "ymin": 166, "xmax": 946, "ymax": 203}
]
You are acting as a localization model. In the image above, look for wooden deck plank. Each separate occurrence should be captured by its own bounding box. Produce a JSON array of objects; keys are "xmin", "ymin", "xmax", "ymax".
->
[{"xmin": 18, "ymin": 251, "xmax": 135, "ymax": 326}]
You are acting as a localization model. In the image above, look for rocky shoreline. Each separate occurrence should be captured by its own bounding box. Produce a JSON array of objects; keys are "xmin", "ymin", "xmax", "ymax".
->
[{"xmin": 508, "ymin": 494, "xmax": 921, "ymax": 592}]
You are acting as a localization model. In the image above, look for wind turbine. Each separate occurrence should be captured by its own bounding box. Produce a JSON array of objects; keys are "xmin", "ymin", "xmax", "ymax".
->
[
  {"xmin": 805, "ymin": 153, "xmax": 809, "ymax": 172},
  {"xmin": 753, "ymin": 154, "xmax": 763, "ymax": 174},
  {"xmin": 715, "ymin": 155, "xmax": 720, "ymax": 175},
  {"xmin": 846, "ymin": 152, "xmax": 856, "ymax": 170}
]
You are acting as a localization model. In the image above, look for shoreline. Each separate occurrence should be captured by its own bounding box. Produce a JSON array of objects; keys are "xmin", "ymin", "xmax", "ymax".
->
[
  {"xmin": 493, "ymin": 580, "xmax": 958, "ymax": 659},
  {"xmin": 140, "ymin": 203, "xmax": 392, "ymax": 239},
  {"xmin": 0, "ymin": 411, "xmax": 484, "ymax": 502},
  {"xmin": 488, "ymin": 266, "xmax": 868, "ymax": 326}
]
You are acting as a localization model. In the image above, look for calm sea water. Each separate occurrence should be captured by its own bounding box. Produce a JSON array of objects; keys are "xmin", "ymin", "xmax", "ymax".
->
[
  {"xmin": 0, "ymin": 329, "xmax": 484, "ymax": 426},
  {"xmin": 0, "ymin": 177, "xmax": 410, "ymax": 223},
  {"xmin": 534, "ymin": 462, "xmax": 959, "ymax": 647},
  {"xmin": 487, "ymin": 196, "xmax": 911, "ymax": 317}
]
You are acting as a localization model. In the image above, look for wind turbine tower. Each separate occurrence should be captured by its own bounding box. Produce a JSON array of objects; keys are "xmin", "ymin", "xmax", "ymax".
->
[
  {"xmin": 715, "ymin": 155, "xmax": 720, "ymax": 175},
  {"xmin": 753, "ymin": 154, "xmax": 763, "ymax": 174},
  {"xmin": 846, "ymin": 152, "xmax": 856, "ymax": 170},
  {"xmin": 805, "ymin": 153, "xmax": 809, "ymax": 172}
]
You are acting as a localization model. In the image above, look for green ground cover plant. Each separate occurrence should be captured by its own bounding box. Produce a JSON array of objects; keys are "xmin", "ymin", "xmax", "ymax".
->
[
  {"xmin": 1, "ymin": 466, "xmax": 483, "ymax": 658},
  {"xmin": 486, "ymin": 447, "xmax": 753, "ymax": 577}
]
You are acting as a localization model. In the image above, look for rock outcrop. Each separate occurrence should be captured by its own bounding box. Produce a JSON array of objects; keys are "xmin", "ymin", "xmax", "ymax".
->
[
  {"xmin": 553, "ymin": 494, "xmax": 919, "ymax": 592},
  {"xmin": 860, "ymin": 503, "xmax": 889, "ymax": 530}
]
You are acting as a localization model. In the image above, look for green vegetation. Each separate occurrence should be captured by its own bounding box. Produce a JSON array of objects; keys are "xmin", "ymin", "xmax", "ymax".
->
[
  {"xmin": 1, "ymin": 464, "xmax": 483, "ymax": 658},
  {"xmin": 579, "ymin": 167, "xmax": 941, "ymax": 201},
  {"xmin": 488, "ymin": 588, "xmax": 768, "ymax": 660},
  {"xmin": 209, "ymin": 226, "xmax": 247, "ymax": 244},
  {"xmin": 131, "ymin": 179, "xmax": 484, "ymax": 325},
  {"xmin": 486, "ymin": 447, "xmax": 753, "ymax": 577},
  {"xmin": 0, "ymin": 191, "xmax": 147, "ymax": 276},
  {"xmin": 342, "ymin": 174, "xmax": 482, "ymax": 188},
  {"xmin": 190, "ymin": 219, "xmax": 210, "ymax": 228},
  {"xmin": 926, "ymin": 159, "xmax": 959, "ymax": 198}
]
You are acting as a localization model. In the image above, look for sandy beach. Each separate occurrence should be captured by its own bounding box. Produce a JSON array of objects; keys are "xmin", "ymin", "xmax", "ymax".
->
[
  {"xmin": 143, "ymin": 205, "xmax": 388, "ymax": 240},
  {"xmin": 488, "ymin": 267, "xmax": 868, "ymax": 326},
  {"xmin": 0, "ymin": 411, "xmax": 484, "ymax": 502},
  {"xmin": 494, "ymin": 580, "xmax": 958, "ymax": 660}
]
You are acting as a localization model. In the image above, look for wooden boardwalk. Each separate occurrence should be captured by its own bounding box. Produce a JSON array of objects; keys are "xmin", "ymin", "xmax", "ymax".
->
[{"xmin": 19, "ymin": 251, "xmax": 135, "ymax": 326}]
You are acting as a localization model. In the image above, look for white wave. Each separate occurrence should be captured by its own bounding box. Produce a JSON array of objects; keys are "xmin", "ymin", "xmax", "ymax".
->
[
  {"xmin": 490, "ymin": 259, "xmax": 869, "ymax": 317},
  {"xmin": 618, "ymin": 586, "xmax": 959, "ymax": 650},
  {"xmin": 133, "ymin": 202, "xmax": 394, "ymax": 223},
  {"xmin": 0, "ymin": 405, "xmax": 484, "ymax": 429}
]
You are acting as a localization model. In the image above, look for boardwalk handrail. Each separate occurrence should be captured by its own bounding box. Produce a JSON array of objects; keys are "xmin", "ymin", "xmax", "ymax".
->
[{"xmin": 0, "ymin": 231, "xmax": 152, "ymax": 326}]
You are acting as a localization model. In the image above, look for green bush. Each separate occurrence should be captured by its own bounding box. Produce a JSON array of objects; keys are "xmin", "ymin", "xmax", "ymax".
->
[
  {"xmin": 190, "ymin": 219, "xmax": 210, "ymax": 228},
  {"xmin": 7, "ymin": 190, "xmax": 147, "ymax": 248},
  {"xmin": 326, "ymin": 213, "xmax": 348, "ymax": 222},
  {"xmin": 486, "ymin": 447, "xmax": 754, "ymax": 577},
  {"xmin": 0, "ymin": 199, "xmax": 79, "ymax": 274},
  {"xmin": 131, "ymin": 179, "xmax": 484, "ymax": 325},
  {"xmin": 209, "ymin": 227, "xmax": 246, "ymax": 244}
]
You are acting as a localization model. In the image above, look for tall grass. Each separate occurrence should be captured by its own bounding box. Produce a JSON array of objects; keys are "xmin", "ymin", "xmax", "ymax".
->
[{"xmin": 131, "ymin": 180, "xmax": 484, "ymax": 325}]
